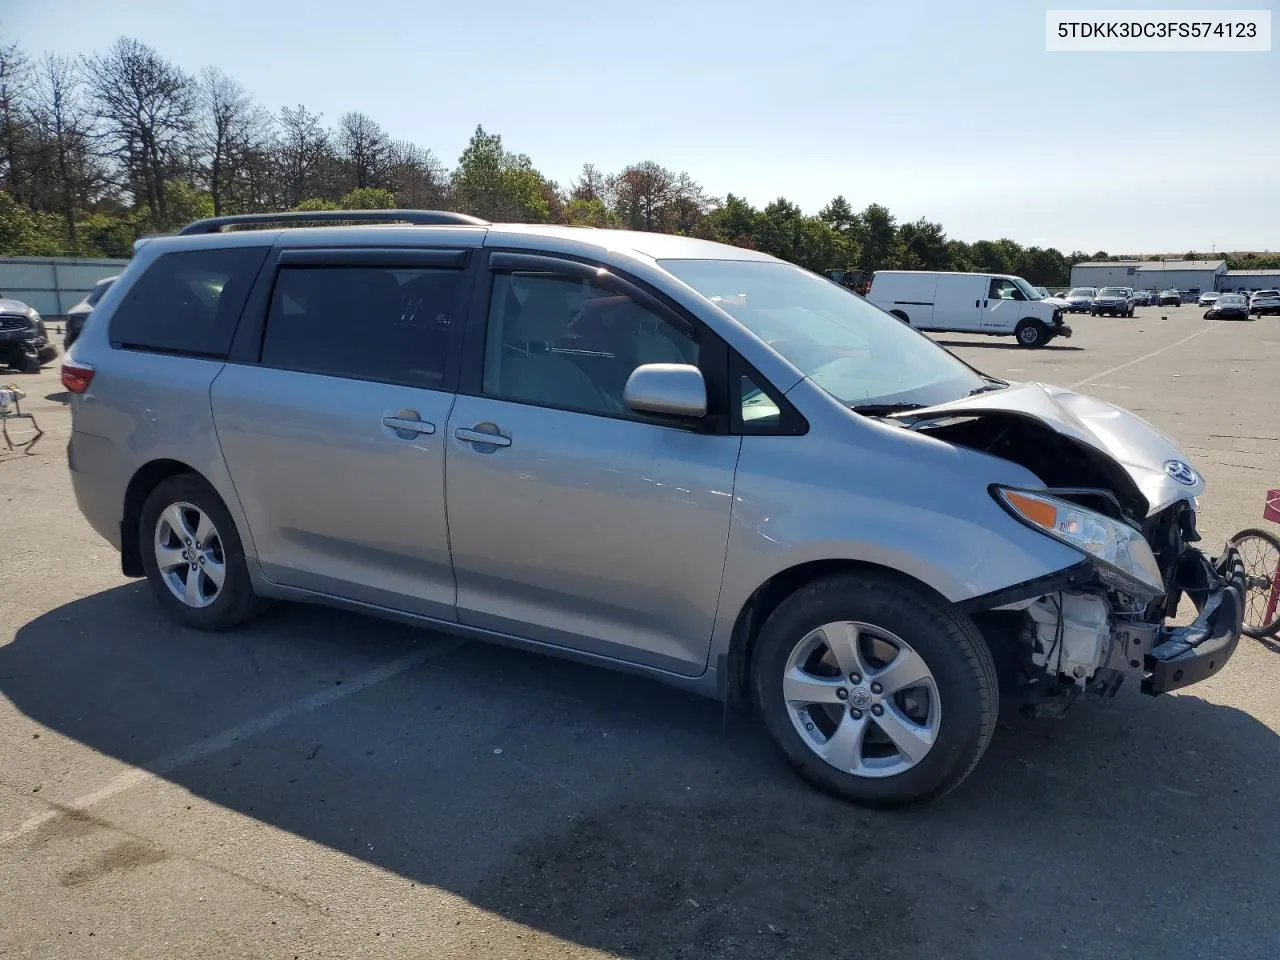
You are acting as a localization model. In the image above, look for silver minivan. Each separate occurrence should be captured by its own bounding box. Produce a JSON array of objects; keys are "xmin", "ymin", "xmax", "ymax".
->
[{"xmin": 64, "ymin": 211, "xmax": 1246, "ymax": 807}]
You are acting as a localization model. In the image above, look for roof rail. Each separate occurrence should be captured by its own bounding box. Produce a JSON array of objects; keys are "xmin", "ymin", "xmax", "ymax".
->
[{"xmin": 177, "ymin": 209, "xmax": 489, "ymax": 236}]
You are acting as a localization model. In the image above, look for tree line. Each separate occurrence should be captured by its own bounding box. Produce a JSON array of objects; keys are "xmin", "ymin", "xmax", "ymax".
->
[{"xmin": 5, "ymin": 35, "xmax": 1271, "ymax": 284}]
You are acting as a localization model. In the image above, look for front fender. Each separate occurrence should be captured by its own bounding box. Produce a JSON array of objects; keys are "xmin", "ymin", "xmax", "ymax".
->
[{"xmin": 708, "ymin": 426, "xmax": 1084, "ymax": 665}]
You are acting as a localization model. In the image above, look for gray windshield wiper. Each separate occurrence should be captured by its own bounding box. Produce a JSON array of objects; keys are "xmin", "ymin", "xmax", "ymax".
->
[
  {"xmin": 850, "ymin": 402, "xmax": 928, "ymax": 416},
  {"xmin": 966, "ymin": 381, "xmax": 1008, "ymax": 396}
]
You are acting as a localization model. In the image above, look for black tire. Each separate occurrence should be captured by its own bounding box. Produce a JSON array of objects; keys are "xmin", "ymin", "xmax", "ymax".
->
[
  {"xmin": 750, "ymin": 571, "xmax": 999, "ymax": 807},
  {"xmin": 139, "ymin": 474, "xmax": 266, "ymax": 631},
  {"xmin": 1230, "ymin": 528, "xmax": 1280, "ymax": 639},
  {"xmin": 1090, "ymin": 310, "xmax": 1098, "ymax": 316},
  {"xmin": 889, "ymin": 310, "xmax": 910, "ymax": 325},
  {"xmin": 1015, "ymin": 319, "xmax": 1047, "ymax": 348}
]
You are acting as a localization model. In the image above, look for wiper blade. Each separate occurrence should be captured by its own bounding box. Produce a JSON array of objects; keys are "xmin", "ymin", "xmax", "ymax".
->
[
  {"xmin": 850, "ymin": 402, "xmax": 927, "ymax": 416},
  {"xmin": 967, "ymin": 381, "xmax": 1008, "ymax": 396}
]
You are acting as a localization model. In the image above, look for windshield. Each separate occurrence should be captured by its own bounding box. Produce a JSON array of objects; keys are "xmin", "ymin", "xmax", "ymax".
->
[
  {"xmin": 659, "ymin": 258, "xmax": 984, "ymax": 409},
  {"xmin": 1257, "ymin": 290, "xmax": 1280, "ymax": 298},
  {"xmin": 1067, "ymin": 287, "xmax": 1095, "ymax": 298},
  {"xmin": 86, "ymin": 278, "xmax": 115, "ymax": 306},
  {"xmin": 1219, "ymin": 295, "xmax": 1245, "ymax": 304},
  {"xmin": 1010, "ymin": 276, "xmax": 1041, "ymax": 301},
  {"xmin": 1098, "ymin": 287, "xmax": 1127, "ymax": 296}
]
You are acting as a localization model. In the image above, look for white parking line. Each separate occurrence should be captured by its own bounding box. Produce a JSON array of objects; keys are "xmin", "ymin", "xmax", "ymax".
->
[
  {"xmin": 0, "ymin": 638, "xmax": 466, "ymax": 847},
  {"xmin": 1069, "ymin": 325, "xmax": 1216, "ymax": 389}
]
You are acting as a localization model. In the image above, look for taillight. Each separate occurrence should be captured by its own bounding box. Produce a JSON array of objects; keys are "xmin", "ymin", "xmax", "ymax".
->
[{"xmin": 61, "ymin": 361, "xmax": 94, "ymax": 394}]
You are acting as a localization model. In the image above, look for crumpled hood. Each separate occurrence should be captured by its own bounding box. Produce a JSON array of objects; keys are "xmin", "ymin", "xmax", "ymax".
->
[
  {"xmin": 896, "ymin": 382, "xmax": 1205, "ymax": 515},
  {"xmin": 0, "ymin": 297, "xmax": 33, "ymax": 316}
]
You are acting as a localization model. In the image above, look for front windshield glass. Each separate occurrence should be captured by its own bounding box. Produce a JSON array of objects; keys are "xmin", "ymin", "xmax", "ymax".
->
[
  {"xmin": 659, "ymin": 259, "xmax": 984, "ymax": 409},
  {"xmin": 1220, "ymin": 295, "xmax": 1245, "ymax": 304},
  {"xmin": 1098, "ymin": 287, "xmax": 1126, "ymax": 296},
  {"xmin": 1067, "ymin": 287, "xmax": 1095, "ymax": 297},
  {"xmin": 1011, "ymin": 276, "xmax": 1041, "ymax": 300}
]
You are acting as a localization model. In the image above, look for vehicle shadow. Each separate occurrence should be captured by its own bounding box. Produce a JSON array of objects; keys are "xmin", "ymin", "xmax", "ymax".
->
[
  {"xmin": 43, "ymin": 391, "xmax": 70, "ymax": 404},
  {"xmin": 934, "ymin": 340, "xmax": 1084, "ymax": 352},
  {"xmin": 4, "ymin": 586, "xmax": 1278, "ymax": 959}
]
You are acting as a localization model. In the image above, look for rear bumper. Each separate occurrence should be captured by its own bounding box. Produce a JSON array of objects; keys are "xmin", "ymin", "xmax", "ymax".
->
[{"xmin": 1142, "ymin": 544, "xmax": 1245, "ymax": 695}]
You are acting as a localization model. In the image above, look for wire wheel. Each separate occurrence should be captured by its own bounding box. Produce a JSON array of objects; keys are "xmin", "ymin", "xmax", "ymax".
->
[
  {"xmin": 1231, "ymin": 528, "xmax": 1280, "ymax": 638},
  {"xmin": 154, "ymin": 501, "xmax": 226, "ymax": 609},
  {"xmin": 782, "ymin": 620, "xmax": 941, "ymax": 779}
]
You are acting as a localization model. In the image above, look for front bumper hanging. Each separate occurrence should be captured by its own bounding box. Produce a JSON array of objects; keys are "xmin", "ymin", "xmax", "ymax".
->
[{"xmin": 1142, "ymin": 544, "xmax": 1245, "ymax": 695}]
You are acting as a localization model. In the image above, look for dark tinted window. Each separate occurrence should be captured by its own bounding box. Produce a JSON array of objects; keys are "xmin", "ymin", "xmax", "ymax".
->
[
  {"xmin": 261, "ymin": 265, "xmax": 462, "ymax": 388},
  {"xmin": 482, "ymin": 271, "xmax": 697, "ymax": 416},
  {"xmin": 110, "ymin": 248, "xmax": 265, "ymax": 356}
]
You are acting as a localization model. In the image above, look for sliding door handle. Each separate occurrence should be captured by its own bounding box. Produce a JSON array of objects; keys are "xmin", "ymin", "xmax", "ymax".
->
[
  {"xmin": 455, "ymin": 425, "xmax": 512, "ymax": 448},
  {"xmin": 383, "ymin": 412, "xmax": 435, "ymax": 437}
]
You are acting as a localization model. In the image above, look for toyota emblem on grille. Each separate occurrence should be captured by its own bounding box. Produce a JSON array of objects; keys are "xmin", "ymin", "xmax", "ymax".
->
[{"xmin": 1163, "ymin": 460, "xmax": 1197, "ymax": 486}]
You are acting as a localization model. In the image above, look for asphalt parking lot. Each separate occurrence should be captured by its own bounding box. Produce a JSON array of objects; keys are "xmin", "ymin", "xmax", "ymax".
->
[{"xmin": 2, "ymin": 305, "xmax": 1278, "ymax": 959}]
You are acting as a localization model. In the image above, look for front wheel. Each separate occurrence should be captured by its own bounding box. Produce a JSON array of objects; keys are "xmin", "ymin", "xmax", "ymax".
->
[
  {"xmin": 1015, "ymin": 319, "xmax": 1048, "ymax": 348},
  {"xmin": 751, "ymin": 572, "xmax": 998, "ymax": 807}
]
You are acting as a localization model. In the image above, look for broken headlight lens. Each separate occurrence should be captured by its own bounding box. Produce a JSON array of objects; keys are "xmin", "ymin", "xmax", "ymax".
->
[{"xmin": 995, "ymin": 487, "xmax": 1165, "ymax": 599}]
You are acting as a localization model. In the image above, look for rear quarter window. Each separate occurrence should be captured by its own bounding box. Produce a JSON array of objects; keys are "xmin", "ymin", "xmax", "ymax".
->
[{"xmin": 109, "ymin": 247, "xmax": 266, "ymax": 357}]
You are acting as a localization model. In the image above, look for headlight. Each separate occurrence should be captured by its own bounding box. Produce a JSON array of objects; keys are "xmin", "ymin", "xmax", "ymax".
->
[
  {"xmin": 995, "ymin": 487, "xmax": 1165, "ymax": 599},
  {"xmin": 27, "ymin": 310, "xmax": 40, "ymax": 329}
]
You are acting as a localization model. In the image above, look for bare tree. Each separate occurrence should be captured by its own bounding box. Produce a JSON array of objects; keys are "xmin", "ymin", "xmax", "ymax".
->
[
  {"xmin": 198, "ymin": 67, "xmax": 272, "ymax": 215},
  {"xmin": 386, "ymin": 139, "xmax": 448, "ymax": 208},
  {"xmin": 570, "ymin": 162, "xmax": 611, "ymax": 206},
  {"xmin": 84, "ymin": 37, "xmax": 195, "ymax": 223},
  {"xmin": 335, "ymin": 111, "xmax": 388, "ymax": 191},
  {"xmin": 25, "ymin": 54, "xmax": 104, "ymax": 247},
  {"xmin": 276, "ymin": 103, "xmax": 330, "ymax": 207},
  {"xmin": 611, "ymin": 161, "xmax": 676, "ymax": 231},
  {"xmin": 0, "ymin": 39, "xmax": 32, "ymax": 202}
]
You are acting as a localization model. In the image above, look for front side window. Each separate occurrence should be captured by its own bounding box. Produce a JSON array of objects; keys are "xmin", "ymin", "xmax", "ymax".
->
[
  {"xmin": 661, "ymin": 258, "xmax": 983, "ymax": 410},
  {"xmin": 261, "ymin": 265, "xmax": 462, "ymax": 388},
  {"xmin": 989, "ymin": 278, "xmax": 1024, "ymax": 300},
  {"xmin": 482, "ymin": 271, "xmax": 698, "ymax": 416}
]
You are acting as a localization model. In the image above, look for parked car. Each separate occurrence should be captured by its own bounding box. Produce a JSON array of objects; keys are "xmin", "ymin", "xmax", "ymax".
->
[
  {"xmin": 1249, "ymin": 289, "xmax": 1280, "ymax": 316},
  {"xmin": 0, "ymin": 292, "xmax": 58, "ymax": 372},
  {"xmin": 1063, "ymin": 287, "xmax": 1097, "ymax": 312},
  {"xmin": 1157, "ymin": 289, "xmax": 1182, "ymax": 307},
  {"xmin": 1090, "ymin": 286, "xmax": 1136, "ymax": 317},
  {"xmin": 1205, "ymin": 293, "xmax": 1250, "ymax": 320},
  {"xmin": 867, "ymin": 271, "xmax": 1071, "ymax": 347},
  {"xmin": 1197, "ymin": 291, "xmax": 1220, "ymax": 307},
  {"xmin": 1132, "ymin": 290, "xmax": 1155, "ymax": 306},
  {"xmin": 63, "ymin": 209, "xmax": 1246, "ymax": 808},
  {"xmin": 64, "ymin": 276, "xmax": 118, "ymax": 350}
]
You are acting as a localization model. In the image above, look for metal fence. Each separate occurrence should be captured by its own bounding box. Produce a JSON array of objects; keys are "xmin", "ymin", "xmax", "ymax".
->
[{"xmin": 0, "ymin": 256, "xmax": 130, "ymax": 318}]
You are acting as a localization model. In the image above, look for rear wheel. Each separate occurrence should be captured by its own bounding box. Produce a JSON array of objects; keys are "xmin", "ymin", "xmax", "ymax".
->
[
  {"xmin": 889, "ymin": 310, "xmax": 910, "ymax": 325},
  {"xmin": 1015, "ymin": 319, "xmax": 1048, "ymax": 348},
  {"xmin": 1231, "ymin": 528, "xmax": 1280, "ymax": 639},
  {"xmin": 139, "ymin": 474, "xmax": 266, "ymax": 630},
  {"xmin": 751, "ymin": 572, "xmax": 998, "ymax": 807}
]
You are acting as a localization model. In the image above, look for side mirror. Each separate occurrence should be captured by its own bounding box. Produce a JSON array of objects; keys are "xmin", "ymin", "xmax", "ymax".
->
[{"xmin": 624, "ymin": 363, "xmax": 707, "ymax": 419}]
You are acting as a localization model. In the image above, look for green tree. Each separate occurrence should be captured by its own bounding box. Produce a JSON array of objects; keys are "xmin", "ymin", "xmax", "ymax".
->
[
  {"xmin": 339, "ymin": 186, "xmax": 395, "ymax": 209},
  {"xmin": 856, "ymin": 203, "xmax": 898, "ymax": 273},
  {"xmin": 702, "ymin": 193, "xmax": 759, "ymax": 248},
  {"xmin": 896, "ymin": 218, "xmax": 949, "ymax": 270},
  {"xmin": 451, "ymin": 125, "xmax": 550, "ymax": 223},
  {"xmin": 564, "ymin": 196, "xmax": 620, "ymax": 227},
  {"xmin": 0, "ymin": 191, "xmax": 62, "ymax": 255}
]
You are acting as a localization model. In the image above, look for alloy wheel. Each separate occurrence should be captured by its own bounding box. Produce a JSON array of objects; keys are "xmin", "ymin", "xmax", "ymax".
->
[
  {"xmin": 782, "ymin": 620, "xmax": 941, "ymax": 778},
  {"xmin": 154, "ymin": 501, "xmax": 226, "ymax": 609}
]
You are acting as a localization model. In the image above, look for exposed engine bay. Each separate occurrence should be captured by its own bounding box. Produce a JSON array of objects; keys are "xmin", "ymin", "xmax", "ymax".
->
[{"xmin": 899, "ymin": 401, "xmax": 1246, "ymax": 712}]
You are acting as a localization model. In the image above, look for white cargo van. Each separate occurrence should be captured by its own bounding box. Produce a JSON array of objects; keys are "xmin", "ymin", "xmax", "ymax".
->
[{"xmin": 867, "ymin": 271, "xmax": 1072, "ymax": 348}]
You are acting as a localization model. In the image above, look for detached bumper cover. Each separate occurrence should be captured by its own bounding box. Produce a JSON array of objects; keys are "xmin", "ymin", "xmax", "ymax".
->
[{"xmin": 1142, "ymin": 544, "xmax": 1245, "ymax": 695}]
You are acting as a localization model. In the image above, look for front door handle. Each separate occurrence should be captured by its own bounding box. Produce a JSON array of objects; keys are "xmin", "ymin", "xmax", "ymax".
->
[
  {"xmin": 383, "ymin": 412, "xmax": 436, "ymax": 437},
  {"xmin": 455, "ymin": 424, "xmax": 512, "ymax": 448}
]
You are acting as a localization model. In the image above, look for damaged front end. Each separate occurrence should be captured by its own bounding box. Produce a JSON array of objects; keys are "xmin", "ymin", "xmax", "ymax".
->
[{"xmin": 895, "ymin": 384, "xmax": 1247, "ymax": 711}]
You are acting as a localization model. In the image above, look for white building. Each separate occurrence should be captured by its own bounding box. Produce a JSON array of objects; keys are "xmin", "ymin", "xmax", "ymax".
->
[
  {"xmin": 1069, "ymin": 259, "xmax": 1228, "ymax": 293},
  {"xmin": 1220, "ymin": 269, "xmax": 1280, "ymax": 292}
]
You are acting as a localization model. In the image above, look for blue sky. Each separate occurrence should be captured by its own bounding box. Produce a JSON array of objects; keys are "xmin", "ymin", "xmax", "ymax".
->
[{"xmin": 4, "ymin": 0, "xmax": 1277, "ymax": 252}]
